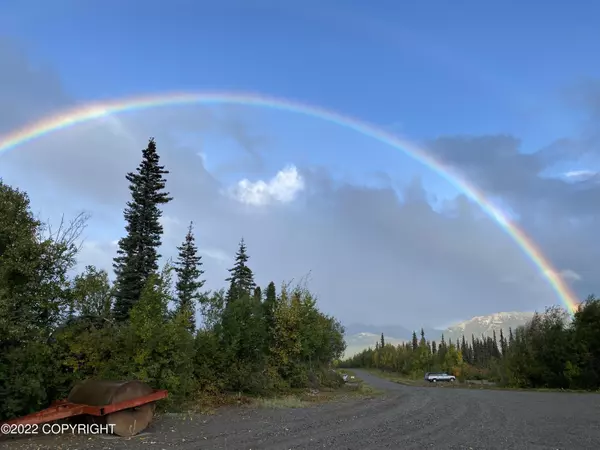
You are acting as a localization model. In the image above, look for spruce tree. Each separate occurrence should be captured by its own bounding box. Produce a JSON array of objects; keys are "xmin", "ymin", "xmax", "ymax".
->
[
  {"xmin": 499, "ymin": 329, "xmax": 508, "ymax": 355},
  {"xmin": 174, "ymin": 221, "xmax": 205, "ymax": 332},
  {"xmin": 492, "ymin": 330, "xmax": 500, "ymax": 358},
  {"xmin": 225, "ymin": 238, "xmax": 255, "ymax": 303},
  {"xmin": 265, "ymin": 282, "xmax": 277, "ymax": 305},
  {"xmin": 461, "ymin": 335, "xmax": 469, "ymax": 363},
  {"xmin": 113, "ymin": 138, "xmax": 172, "ymax": 321},
  {"xmin": 253, "ymin": 286, "xmax": 262, "ymax": 303},
  {"xmin": 380, "ymin": 333, "xmax": 385, "ymax": 348},
  {"xmin": 419, "ymin": 328, "xmax": 427, "ymax": 347},
  {"xmin": 411, "ymin": 331, "xmax": 418, "ymax": 351},
  {"xmin": 263, "ymin": 281, "xmax": 277, "ymax": 337}
]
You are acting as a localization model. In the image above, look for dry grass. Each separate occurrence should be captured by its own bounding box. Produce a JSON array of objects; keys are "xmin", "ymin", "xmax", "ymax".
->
[
  {"xmin": 254, "ymin": 395, "xmax": 310, "ymax": 408},
  {"xmin": 181, "ymin": 388, "xmax": 256, "ymax": 415},
  {"xmin": 252, "ymin": 370, "xmax": 383, "ymax": 409}
]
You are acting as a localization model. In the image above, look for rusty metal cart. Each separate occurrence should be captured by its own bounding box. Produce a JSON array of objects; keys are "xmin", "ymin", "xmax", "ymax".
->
[{"xmin": 0, "ymin": 380, "xmax": 168, "ymax": 437}]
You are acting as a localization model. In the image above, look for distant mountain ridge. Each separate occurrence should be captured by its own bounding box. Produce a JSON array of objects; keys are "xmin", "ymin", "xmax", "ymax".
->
[
  {"xmin": 343, "ymin": 332, "xmax": 406, "ymax": 359},
  {"xmin": 343, "ymin": 311, "xmax": 535, "ymax": 358},
  {"xmin": 344, "ymin": 323, "xmax": 411, "ymax": 339},
  {"xmin": 443, "ymin": 311, "xmax": 535, "ymax": 343}
]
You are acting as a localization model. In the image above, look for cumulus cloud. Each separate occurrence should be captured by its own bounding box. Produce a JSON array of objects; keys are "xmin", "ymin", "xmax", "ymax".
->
[
  {"xmin": 1, "ymin": 39, "xmax": 598, "ymax": 329},
  {"xmin": 229, "ymin": 165, "xmax": 305, "ymax": 206}
]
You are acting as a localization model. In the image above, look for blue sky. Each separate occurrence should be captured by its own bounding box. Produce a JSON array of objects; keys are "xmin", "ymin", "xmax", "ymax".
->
[
  {"xmin": 1, "ymin": 0, "xmax": 599, "ymax": 328},
  {"xmin": 3, "ymin": 0, "xmax": 598, "ymax": 141}
]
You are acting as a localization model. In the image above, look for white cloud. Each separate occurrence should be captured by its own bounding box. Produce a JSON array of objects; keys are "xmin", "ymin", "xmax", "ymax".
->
[
  {"xmin": 229, "ymin": 165, "xmax": 305, "ymax": 206},
  {"xmin": 564, "ymin": 170, "xmax": 597, "ymax": 180}
]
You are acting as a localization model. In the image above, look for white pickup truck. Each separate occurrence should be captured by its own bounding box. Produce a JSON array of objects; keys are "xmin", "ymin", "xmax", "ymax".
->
[{"xmin": 424, "ymin": 372, "xmax": 456, "ymax": 383}]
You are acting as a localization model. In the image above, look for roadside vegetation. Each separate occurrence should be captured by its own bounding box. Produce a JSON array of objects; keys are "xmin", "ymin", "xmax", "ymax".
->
[
  {"xmin": 342, "ymin": 302, "xmax": 600, "ymax": 391},
  {"xmin": 0, "ymin": 138, "xmax": 348, "ymax": 422}
]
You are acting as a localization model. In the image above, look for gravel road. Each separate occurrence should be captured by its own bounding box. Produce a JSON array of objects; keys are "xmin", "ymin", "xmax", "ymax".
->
[{"xmin": 3, "ymin": 369, "xmax": 600, "ymax": 449}]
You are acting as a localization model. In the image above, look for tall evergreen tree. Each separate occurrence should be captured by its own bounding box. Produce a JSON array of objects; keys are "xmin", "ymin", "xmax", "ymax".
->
[
  {"xmin": 263, "ymin": 281, "xmax": 277, "ymax": 338},
  {"xmin": 499, "ymin": 329, "xmax": 508, "ymax": 355},
  {"xmin": 253, "ymin": 286, "xmax": 262, "ymax": 304},
  {"xmin": 461, "ymin": 335, "xmax": 469, "ymax": 363},
  {"xmin": 492, "ymin": 330, "xmax": 500, "ymax": 358},
  {"xmin": 419, "ymin": 329, "xmax": 427, "ymax": 348},
  {"xmin": 174, "ymin": 221, "xmax": 205, "ymax": 332},
  {"xmin": 411, "ymin": 331, "xmax": 418, "ymax": 351},
  {"xmin": 225, "ymin": 238, "xmax": 255, "ymax": 303},
  {"xmin": 380, "ymin": 333, "xmax": 385, "ymax": 348},
  {"xmin": 113, "ymin": 138, "xmax": 172, "ymax": 321}
]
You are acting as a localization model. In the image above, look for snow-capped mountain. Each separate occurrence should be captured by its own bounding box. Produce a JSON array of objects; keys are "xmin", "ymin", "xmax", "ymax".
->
[
  {"xmin": 343, "ymin": 332, "xmax": 405, "ymax": 358},
  {"xmin": 343, "ymin": 311, "xmax": 535, "ymax": 357},
  {"xmin": 443, "ymin": 311, "xmax": 535, "ymax": 342}
]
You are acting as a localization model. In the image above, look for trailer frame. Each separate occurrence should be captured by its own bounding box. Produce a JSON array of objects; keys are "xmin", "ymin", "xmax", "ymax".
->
[{"xmin": 0, "ymin": 389, "xmax": 168, "ymax": 427}]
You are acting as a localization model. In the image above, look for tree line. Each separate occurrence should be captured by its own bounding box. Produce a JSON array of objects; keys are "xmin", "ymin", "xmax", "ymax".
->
[
  {"xmin": 0, "ymin": 138, "xmax": 346, "ymax": 421},
  {"xmin": 342, "ymin": 301, "xmax": 600, "ymax": 390}
]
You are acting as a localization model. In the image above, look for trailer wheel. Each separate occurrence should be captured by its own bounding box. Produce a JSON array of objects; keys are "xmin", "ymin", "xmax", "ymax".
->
[
  {"xmin": 67, "ymin": 380, "xmax": 157, "ymax": 437},
  {"xmin": 107, "ymin": 403, "xmax": 155, "ymax": 437}
]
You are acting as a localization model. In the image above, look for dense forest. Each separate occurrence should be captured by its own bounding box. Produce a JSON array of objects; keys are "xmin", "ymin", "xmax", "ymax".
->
[
  {"xmin": 342, "ymin": 301, "xmax": 600, "ymax": 390},
  {"xmin": 0, "ymin": 138, "xmax": 346, "ymax": 421}
]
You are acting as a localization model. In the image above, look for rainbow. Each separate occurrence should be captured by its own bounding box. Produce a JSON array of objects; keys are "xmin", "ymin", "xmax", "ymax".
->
[{"xmin": 0, "ymin": 90, "xmax": 580, "ymax": 314}]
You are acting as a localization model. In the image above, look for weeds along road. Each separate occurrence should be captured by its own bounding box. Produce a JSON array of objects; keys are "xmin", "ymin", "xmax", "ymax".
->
[{"xmin": 3, "ymin": 369, "xmax": 600, "ymax": 450}]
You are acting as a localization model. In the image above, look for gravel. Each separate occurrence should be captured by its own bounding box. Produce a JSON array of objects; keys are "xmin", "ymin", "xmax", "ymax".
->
[{"xmin": 3, "ymin": 369, "xmax": 600, "ymax": 449}]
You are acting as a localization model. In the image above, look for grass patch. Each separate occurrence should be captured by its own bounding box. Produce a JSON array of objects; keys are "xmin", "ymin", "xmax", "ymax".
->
[
  {"xmin": 176, "ymin": 388, "xmax": 258, "ymax": 415},
  {"xmin": 251, "ymin": 370, "xmax": 382, "ymax": 409},
  {"xmin": 336, "ymin": 369, "xmax": 383, "ymax": 398},
  {"xmin": 255, "ymin": 395, "xmax": 309, "ymax": 408},
  {"xmin": 365, "ymin": 368, "xmax": 427, "ymax": 386}
]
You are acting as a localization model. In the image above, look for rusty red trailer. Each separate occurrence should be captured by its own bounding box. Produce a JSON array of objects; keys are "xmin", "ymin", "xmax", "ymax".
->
[{"xmin": 0, "ymin": 381, "xmax": 168, "ymax": 437}]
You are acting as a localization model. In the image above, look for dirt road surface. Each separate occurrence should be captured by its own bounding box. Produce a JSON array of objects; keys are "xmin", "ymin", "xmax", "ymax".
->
[{"xmin": 3, "ymin": 369, "xmax": 599, "ymax": 449}]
